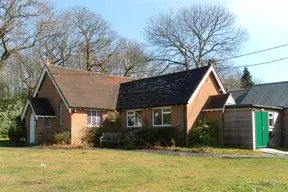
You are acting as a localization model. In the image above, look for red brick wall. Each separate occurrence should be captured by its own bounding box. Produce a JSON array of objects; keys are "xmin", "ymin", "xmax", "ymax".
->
[
  {"xmin": 119, "ymin": 105, "xmax": 185, "ymax": 131},
  {"xmin": 25, "ymin": 74, "xmax": 71, "ymax": 144},
  {"xmin": 37, "ymin": 74, "xmax": 71, "ymax": 133},
  {"xmin": 186, "ymin": 73, "xmax": 221, "ymax": 133}
]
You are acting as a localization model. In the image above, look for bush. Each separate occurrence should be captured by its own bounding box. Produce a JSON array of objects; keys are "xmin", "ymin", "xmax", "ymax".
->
[
  {"xmin": 82, "ymin": 127, "xmax": 104, "ymax": 147},
  {"xmin": 7, "ymin": 115, "xmax": 26, "ymax": 146},
  {"xmin": 54, "ymin": 131, "xmax": 71, "ymax": 144},
  {"xmin": 119, "ymin": 127, "xmax": 180, "ymax": 149},
  {"xmin": 189, "ymin": 118, "xmax": 219, "ymax": 146}
]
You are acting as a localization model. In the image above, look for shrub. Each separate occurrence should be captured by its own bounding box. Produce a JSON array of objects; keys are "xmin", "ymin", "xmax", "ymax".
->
[
  {"xmin": 7, "ymin": 115, "xmax": 26, "ymax": 146},
  {"xmin": 119, "ymin": 127, "xmax": 180, "ymax": 149},
  {"xmin": 54, "ymin": 131, "xmax": 71, "ymax": 144},
  {"xmin": 82, "ymin": 127, "xmax": 104, "ymax": 147},
  {"xmin": 39, "ymin": 129, "xmax": 54, "ymax": 145},
  {"xmin": 189, "ymin": 118, "xmax": 219, "ymax": 146}
]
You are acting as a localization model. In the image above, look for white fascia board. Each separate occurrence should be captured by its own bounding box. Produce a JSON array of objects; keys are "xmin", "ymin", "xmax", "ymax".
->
[
  {"xmin": 32, "ymin": 65, "xmax": 71, "ymax": 113},
  {"xmin": 21, "ymin": 101, "xmax": 29, "ymax": 120},
  {"xmin": 188, "ymin": 66, "xmax": 226, "ymax": 105}
]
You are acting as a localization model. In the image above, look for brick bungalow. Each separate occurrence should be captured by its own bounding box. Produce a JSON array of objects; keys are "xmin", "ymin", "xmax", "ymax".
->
[{"xmin": 21, "ymin": 63, "xmax": 228, "ymax": 145}]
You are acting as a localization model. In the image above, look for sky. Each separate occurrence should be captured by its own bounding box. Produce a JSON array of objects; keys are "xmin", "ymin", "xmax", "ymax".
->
[{"xmin": 52, "ymin": 0, "xmax": 288, "ymax": 83}]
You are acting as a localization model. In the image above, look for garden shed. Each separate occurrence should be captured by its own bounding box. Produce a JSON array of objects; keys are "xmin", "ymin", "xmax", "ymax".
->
[{"xmin": 223, "ymin": 105, "xmax": 282, "ymax": 150}]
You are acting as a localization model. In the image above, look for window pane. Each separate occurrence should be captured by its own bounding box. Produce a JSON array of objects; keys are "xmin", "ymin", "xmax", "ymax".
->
[
  {"xmin": 163, "ymin": 108, "xmax": 171, "ymax": 113},
  {"xmin": 135, "ymin": 111, "xmax": 142, "ymax": 126},
  {"xmin": 96, "ymin": 111, "xmax": 101, "ymax": 126},
  {"xmin": 163, "ymin": 113, "xmax": 171, "ymax": 125},
  {"xmin": 128, "ymin": 115, "xmax": 135, "ymax": 126},
  {"xmin": 269, "ymin": 119, "xmax": 273, "ymax": 127},
  {"xmin": 154, "ymin": 109, "xmax": 162, "ymax": 125},
  {"xmin": 128, "ymin": 111, "xmax": 134, "ymax": 115}
]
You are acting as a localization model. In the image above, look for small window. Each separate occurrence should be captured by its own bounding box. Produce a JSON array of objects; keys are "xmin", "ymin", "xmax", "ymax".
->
[
  {"xmin": 87, "ymin": 110, "xmax": 102, "ymax": 127},
  {"xmin": 127, "ymin": 110, "xmax": 142, "ymax": 127},
  {"xmin": 44, "ymin": 118, "xmax": 50, "ymax": 128},
  {"xmin": 269, "ymin": 112, "xmax": 274, "ymax": 128},
  {"xmin": 153, "ymin": 108, "xmax": 171, "ymax": 126},
  {"xmin": 59, "ymin": 102, "xmax": 64, "ymax": 127}
]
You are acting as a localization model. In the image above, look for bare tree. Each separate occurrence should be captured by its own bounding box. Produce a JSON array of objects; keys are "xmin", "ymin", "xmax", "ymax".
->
[
  {"xmin": 37, "ymin": 10, "xmax": 78, "ymax": 67},
  {"xmin": 110, "ymin": 38, "xmax": 148, "ymax": 77},
  {"xmin": 0, "ymin": 0, "xmax": 51, "ymax": 71},
  {"xmin": 144, "ymin": 4, "xmax": 249, "ymax": 70},
  {"xmin": 71, "ymin": 6, "xmax": 117, "ymax": 72}
]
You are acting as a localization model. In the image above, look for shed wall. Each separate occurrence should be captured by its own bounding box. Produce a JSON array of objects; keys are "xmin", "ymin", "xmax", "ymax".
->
[
  {"xmin": 223, "ymin": 109, "xmax": 254, "ymax": 149},
  {"xmin": 283, "ymin": 109, "xmax": 288, "ymax": 147}
]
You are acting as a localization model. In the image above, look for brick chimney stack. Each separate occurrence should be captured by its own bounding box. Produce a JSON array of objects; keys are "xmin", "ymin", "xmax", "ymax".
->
[
  {"xmin": 44, "ymin": 58, "xmax": 50, "ymax": 66},
  {"xmin": 208, "ymin": 59, "xmax": 216, "ymax": 66}
]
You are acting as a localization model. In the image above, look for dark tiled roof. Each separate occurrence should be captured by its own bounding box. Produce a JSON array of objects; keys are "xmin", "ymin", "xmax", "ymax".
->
[
  {"xmin": 230, "ymin": 90, "xmax": 249, "ymax": 105},
  {"xmin": 46, "ymin": 65, "xmax": 132, "ymax": 110},
  {"xmin": 203, "ymin": 94, "xmax": 230, "ymax": 110},
  {"xmin": 116, "ymin": 66, "xmax": 210, "ymax": 110},
  {"xmin": 29, "ymin": 97, "xmax": 55, "ymax": 116},
  {"xmin": 241, "ymin": 81, "xmax": 288, "ymax": 107}
]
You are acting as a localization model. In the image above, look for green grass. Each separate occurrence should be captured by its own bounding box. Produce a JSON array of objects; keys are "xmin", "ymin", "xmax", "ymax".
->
[{"xmin": 0, "ymin": 148, "xmax": 288, "ymax": 191}]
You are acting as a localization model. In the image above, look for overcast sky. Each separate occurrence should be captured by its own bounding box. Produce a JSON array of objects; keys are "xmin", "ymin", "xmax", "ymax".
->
[{"xmin": 53, "ymin": 0, "xmax": 288, "ymax": 83}]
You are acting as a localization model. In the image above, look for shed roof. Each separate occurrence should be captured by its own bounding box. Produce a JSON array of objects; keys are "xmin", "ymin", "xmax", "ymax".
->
[
  {"xmin": 203, "ymin": 94, "xmax": 231, "ymax": 110},
  {"xmin": 230, "ymin": 90, "xmax": 249, "ymax": 105},
  {"xmin": 241, "ymin": 81, "xmax": 288, "ymax": 108},
  {"xmin": 29, "ymin": 97, "xmax": 55, "ymax": 116},
  {"xmin": 116, "ymin": 66, "xmax": 211, "ymax": 110}
]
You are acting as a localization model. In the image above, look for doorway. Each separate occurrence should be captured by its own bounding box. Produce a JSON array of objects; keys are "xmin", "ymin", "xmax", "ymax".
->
[{"xmin": 255, "ymin": 111, "xmax": 269, "ymax": 148}]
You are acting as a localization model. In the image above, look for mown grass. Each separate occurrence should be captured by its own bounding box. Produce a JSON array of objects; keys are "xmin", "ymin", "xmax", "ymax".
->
[{"xmin": 0, "ymin": 148, "xmax": 288, "ymax": 192}]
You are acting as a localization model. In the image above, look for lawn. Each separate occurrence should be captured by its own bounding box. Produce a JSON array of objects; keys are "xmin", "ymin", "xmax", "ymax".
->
[{"xmin": 0, "ymin": 148, "xmax": 288, "ymax": 192}]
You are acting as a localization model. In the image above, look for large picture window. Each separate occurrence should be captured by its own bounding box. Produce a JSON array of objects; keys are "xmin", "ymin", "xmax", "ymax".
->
[
  {"xmin": 127, "ymin": 111, "xmax": 142, "ymax": 127},
  {"xmin": 87, "ymin": 110, "xmax": 102, "ymax": 127},
  {"xmin": 153, "ymin": 108, "xmax": 171, "ymax": 126}
]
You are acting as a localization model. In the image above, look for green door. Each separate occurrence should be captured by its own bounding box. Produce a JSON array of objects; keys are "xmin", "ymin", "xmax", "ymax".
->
[{"xmin": 255, "ymin": 111, "xmax": 269, "ymax": 148}]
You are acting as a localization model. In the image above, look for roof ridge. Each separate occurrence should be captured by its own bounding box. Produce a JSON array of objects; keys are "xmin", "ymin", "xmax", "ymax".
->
[
  {"xmin": 254, "ymin": 80, "xmax": 288, "ymax": 86},
  {"xmin": 46, "ymin": 64, "xmax": 133, "ymax": 80},
  {"xmin": 119, "ymin": 65, "xmax": 211, "ymax": 85}
]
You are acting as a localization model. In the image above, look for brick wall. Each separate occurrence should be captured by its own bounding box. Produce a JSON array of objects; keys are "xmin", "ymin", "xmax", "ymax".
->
[
  {"xmin": 119, "ymin": 105, "xmax": 185, "ymax": 131},
  {"xmin": 186, "ymin": 73, "xmax": 221, "ymax": 133},
  {"xmin": 37, "ymin": 74, "xmax": 71, "ymax": 133}
]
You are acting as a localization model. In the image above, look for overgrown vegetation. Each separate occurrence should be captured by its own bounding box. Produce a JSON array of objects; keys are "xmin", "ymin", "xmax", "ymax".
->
[
  {"xmin": 7, "ymin": 115, "xmax": 26, "ymax": 146},
  {"xmin": 0, "ymin": 91, "xmax": 26, "ymax": 138},
  {"xmin": 189, "ymin": 118, "xmax": 219, "ymax": 146},
  {"xmin": 82, "ymin": 127, "xmax": 104, "ymax": 147},
  {"xmin": 119, "ymin": 127, "xmax": 180, "ymax": 149},
  {"xmin": 54, "ymin": 131, "xmax": 71, "ymax": 144}
]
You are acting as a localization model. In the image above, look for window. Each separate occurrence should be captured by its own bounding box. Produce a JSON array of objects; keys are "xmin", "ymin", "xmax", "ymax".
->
[
  {"xmin": 87, "ymin": 110, "xmax": 102, "ymax": 127},
  {"xmin": 153, "ymin": 108, "xmax": 171, "ymax": 126},
  {"xmin": 59, "ymin": 102, "xmax": 64, "ymax": 127},
  {"xmin": 269, "ymin": 112, "xmax": 274, "ymax": 128},
  {"xmin": 127, "ymin": 111, "xmax": 142, "ymax": 127},
  {"xmin": 44, "ymin": 118, "xmax": 50, "ymax": 128}
]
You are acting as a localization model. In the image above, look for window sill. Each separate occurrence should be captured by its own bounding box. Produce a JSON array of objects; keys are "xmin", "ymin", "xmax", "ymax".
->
[{"xmin": 153, "ymin": 125, "xmax": 172, "ymax": 127}]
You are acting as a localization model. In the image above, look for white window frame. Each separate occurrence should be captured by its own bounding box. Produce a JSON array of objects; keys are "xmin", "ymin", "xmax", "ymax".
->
[
  {"xmin": 268, "ymin": 112, "xmax": 278, "ymax": 129},
  {"xmin": 44, "ymin": 118, "xmax": 50, "ymax": 128},
  {"xmin": 59, "ymin": 101, "xmax": 64, "ymax": 127},
  {"xmin": 152, "ymin": 107, "xmax": 172, "ymax": 127},
  {"xmin": 126, "ymin": 110, "xmax": 142, "ymax": 128},
  {"xmin": 87, "ymin": 110, "xmax": 102, "ymax": 127}
]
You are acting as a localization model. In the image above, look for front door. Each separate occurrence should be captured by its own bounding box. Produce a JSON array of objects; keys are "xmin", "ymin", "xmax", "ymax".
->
[
  {"xmin": 255, "ymin": 111, "xmax": 269, "ymax": 148},
  {"xmin": 30, "ymin": 113, "xmax": 35, "ymax": 144}
]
